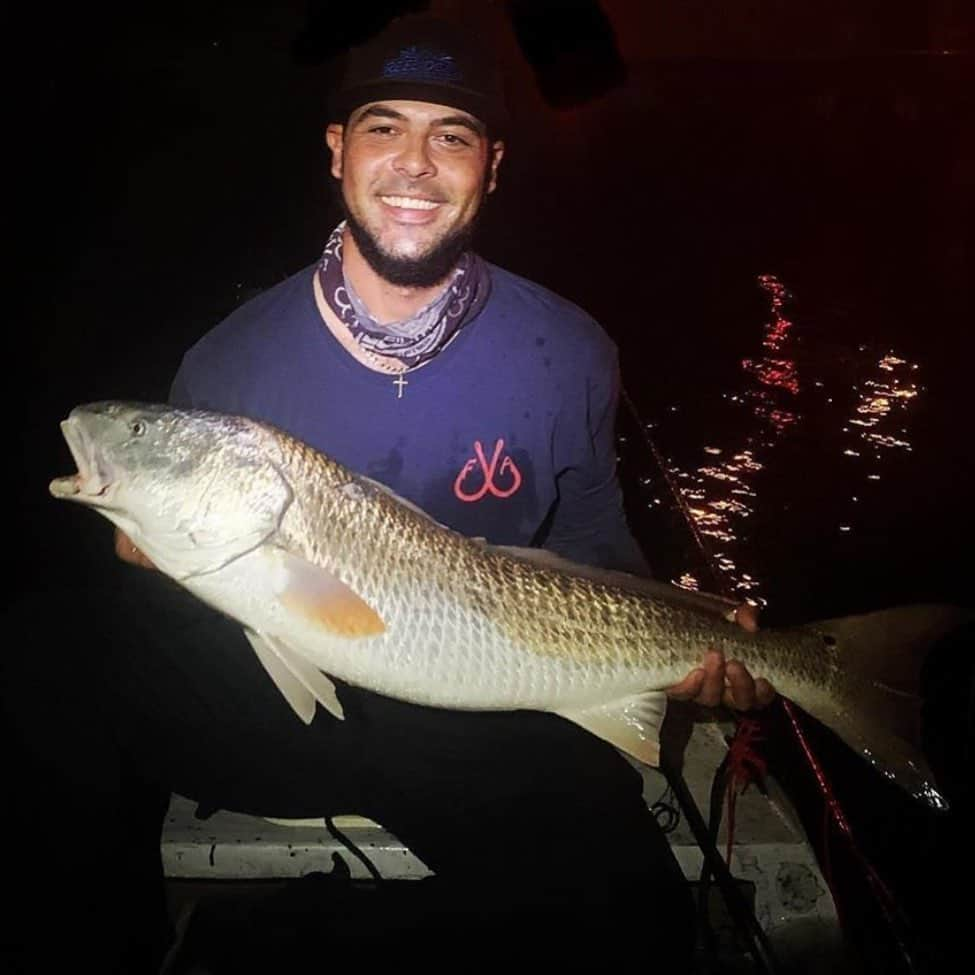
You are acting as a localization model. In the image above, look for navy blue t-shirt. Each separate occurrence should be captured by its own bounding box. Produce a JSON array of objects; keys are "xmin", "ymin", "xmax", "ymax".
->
[{"xmin": 170, "ymin": 261, "xmax": 649, "ymax": 574}]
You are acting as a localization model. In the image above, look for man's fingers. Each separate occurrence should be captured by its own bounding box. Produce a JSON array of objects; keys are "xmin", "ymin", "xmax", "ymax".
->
[
  {"xmin": 724, "ymin": 659, "xmax": 756, "ymax": 710},
  {"xmin": 734, "ymin": 603, "xmax": 761, "ymax": 633},
  {"xmin": 695, "ymin": 649, "xmax": 725, "ymax": 708},
  {"xmin": 666, "ymin": 650, "xmax": 776, "ymax": 710},
  {"xmin": 754, "ymin": 678, "xmax": 776, "ymax": 708},
  {"xmin": 114, "ymin": 527, "xmax": 155, "ymax": 569},
  {"xmin": 723, "ymin": 671, "xmax": 778, "ymax": 711},
  {"xmin": 667, "ymin": 668, "xmax": 706, "ymax": 702},
  {"xmin": 114, "ymin": 528, "xmax": 134, "ymax": 560}
]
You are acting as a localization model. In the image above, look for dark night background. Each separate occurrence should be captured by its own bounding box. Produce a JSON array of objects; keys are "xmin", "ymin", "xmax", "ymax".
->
[{"xmin": 9, "ymin": 1, "xmax": 974, "ymax": 972}]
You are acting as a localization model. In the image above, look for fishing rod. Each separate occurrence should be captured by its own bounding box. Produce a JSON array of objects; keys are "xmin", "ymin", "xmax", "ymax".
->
[{"xmin": 620, "ymin": 383, "xmax": 783, "ymax": 971}]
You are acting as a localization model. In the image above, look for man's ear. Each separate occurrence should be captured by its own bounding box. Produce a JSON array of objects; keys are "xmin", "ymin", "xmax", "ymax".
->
[
  {"xmin": 486, "ymin": 140, "xmax": 505, "ymax": 194},
  {"xmin": 325, "ymin": 124, "xmax": 345, "ymax": 180}
]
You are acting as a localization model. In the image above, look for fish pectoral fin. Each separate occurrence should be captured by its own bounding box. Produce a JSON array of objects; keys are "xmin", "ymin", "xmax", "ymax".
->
[
  {"xmin": 558, "ymin": 691, "xmax": 669, "ymax": 767},
  {"xmin": 268, "ymin": 548, "xmax": 387, "ymax": 638},
  {"xmin": 243, "ymin": 628, "xmax": 345, "ymax": 724}
]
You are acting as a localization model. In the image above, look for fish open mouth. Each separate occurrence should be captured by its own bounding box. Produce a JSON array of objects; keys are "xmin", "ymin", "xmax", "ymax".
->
[{"xmin": 49, "ymin": 416, "xmax": 117, "ymax": 504}]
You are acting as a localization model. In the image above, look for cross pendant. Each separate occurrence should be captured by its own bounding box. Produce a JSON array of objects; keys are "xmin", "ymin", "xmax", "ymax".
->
[{"xmin": 393, "ymin": 374, "xmax": 409, "ymax": 398}]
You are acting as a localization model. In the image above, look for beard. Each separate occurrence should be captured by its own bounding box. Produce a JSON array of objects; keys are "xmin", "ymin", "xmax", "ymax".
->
[{"xmin": 341, "ymin": 197, "xmax": 483, "ymax": 289}]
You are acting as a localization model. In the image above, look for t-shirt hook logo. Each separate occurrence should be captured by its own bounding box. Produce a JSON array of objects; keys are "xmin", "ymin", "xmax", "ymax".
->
[{"xmin": 453, "ymin": 439, "xmax": 523, "ymax": 502}]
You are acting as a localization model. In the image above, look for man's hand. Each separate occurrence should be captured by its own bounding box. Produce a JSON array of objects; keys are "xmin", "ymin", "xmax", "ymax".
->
[
  {"xmin": 666, "ymin": 604, "xmax": 776, "ymax": 710},
  {"xmin": 114, "ymin": 527, "xmax": 156, "ymax": 570}
]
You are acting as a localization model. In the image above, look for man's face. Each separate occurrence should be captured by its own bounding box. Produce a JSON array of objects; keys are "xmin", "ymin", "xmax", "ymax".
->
[{"xmin": 326, "ymin": 100, "xmax": 504, "ymax": 286}]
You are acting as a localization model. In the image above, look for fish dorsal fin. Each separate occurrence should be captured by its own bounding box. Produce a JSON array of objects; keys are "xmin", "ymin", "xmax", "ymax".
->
[
  {"xmin": 266, "ymin": 547, "xmax": 386, "ymax": 638},
  {"xmin": 243, "ymin": 629, "xmax": 345, "ymax": 724},
  {"xmin": 493, "ymin": 546, "xmax": 741, "ymax": 619},
  {"xmin": 557, "ymin": 691, "xmax": 669, "ymax": 767}
]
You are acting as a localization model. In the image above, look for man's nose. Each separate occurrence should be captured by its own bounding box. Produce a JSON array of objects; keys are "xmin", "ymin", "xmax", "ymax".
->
[{"xmin": 393, "ymin": 134, "xmax": 436, "ymax": 179}]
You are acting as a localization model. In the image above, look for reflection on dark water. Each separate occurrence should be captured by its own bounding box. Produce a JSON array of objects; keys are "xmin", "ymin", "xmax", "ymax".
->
[
  {"xmin": 666, "ymin": 273, "xmax": 803, "ymax": 605},
  {"xmin": 623, "ymin": 273, "xmax": 925, "ymax": 614},
  {"xmin": 837, "ymin": 351, "xmax": 919, "ymax": 533}
]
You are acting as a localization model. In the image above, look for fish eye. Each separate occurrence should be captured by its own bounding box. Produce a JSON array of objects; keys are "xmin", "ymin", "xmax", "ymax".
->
[{"xmin": 130, "ymin": 420, "xmax": 147, "ymax": 437}]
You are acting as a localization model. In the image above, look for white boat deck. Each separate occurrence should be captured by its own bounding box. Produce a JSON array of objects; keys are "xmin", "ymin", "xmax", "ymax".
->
[{"xmin": 162, "ymin": 718, "xmax": 853, "ymax": 971}]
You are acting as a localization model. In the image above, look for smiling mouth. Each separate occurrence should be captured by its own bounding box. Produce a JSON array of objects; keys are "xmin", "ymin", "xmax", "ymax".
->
[{"xmin": 379, "ymin": 195, "xmax": 443, "ymax": 211}]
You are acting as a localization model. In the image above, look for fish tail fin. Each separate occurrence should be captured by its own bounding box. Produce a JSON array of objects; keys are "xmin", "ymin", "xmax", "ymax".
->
[{"xmin": 803, "ymin": 603, "xmax": 971, "ymax": 810}]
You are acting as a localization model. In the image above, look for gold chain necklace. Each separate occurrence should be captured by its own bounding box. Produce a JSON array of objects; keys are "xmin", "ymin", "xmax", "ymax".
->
[{"xmin": 359, "ymin": 344, "xmax": 408, "ymax": 374}]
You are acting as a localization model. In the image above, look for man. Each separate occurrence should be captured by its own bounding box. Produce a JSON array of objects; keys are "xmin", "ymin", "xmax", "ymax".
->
[{"xmin": 6, "ymin": 15, "xmax": 771, "ymax": 972}]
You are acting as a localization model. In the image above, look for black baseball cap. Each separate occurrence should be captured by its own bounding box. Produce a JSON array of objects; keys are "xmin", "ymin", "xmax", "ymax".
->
[{"xmin": 329, "ymin": 15, "xmax": 508, "ymax": 135}]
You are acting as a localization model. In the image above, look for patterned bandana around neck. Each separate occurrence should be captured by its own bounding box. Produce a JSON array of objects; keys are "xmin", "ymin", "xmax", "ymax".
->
[{"xmin": 316, "ymin": 221, "xmax": 490, "ymax": 369}]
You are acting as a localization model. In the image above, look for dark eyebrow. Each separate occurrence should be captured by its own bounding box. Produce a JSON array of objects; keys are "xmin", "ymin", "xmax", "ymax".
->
[
  {"xmin": 353, "ymin": 105, "xmax": 408, "ymax": 124},
  {"xmin": 353, "ymin": 104, "xmax": 485, "ymax": 137},
  {"xmin": 435, "ymin": 114, "xmax": 486, "ymax": 137}
]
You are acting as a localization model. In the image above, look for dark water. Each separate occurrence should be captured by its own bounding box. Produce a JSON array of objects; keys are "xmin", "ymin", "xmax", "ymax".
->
[{"xmin": 13, "ymin": 3, "xmax": 973, "ymax": 973}]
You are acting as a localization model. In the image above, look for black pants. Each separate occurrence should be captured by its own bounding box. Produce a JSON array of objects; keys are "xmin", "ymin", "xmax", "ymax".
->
[{"xmin": 1, "ymin": 564, "xmax": 694, "ymax": 971}]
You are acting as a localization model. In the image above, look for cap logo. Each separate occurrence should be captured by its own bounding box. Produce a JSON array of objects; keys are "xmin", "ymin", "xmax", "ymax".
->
[{"xmin": 382, "ymin": 45, "xmax": 463, "ymax": 83}]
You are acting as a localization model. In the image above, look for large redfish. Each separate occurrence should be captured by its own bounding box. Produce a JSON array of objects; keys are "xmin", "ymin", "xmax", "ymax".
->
[{"xmin": 51, "ymin": 402, "xmax": 965, "ymax": 810}]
